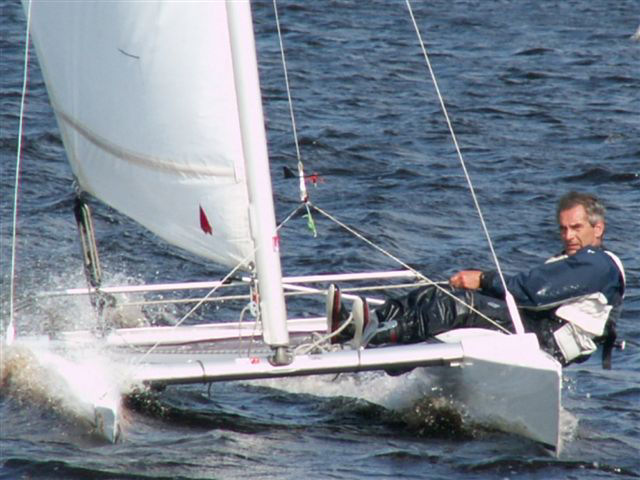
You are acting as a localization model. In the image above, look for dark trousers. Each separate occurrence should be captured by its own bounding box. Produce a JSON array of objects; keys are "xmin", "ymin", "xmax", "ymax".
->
[{"xmin": 371, "ymin": 285, "xmax": 566, "ymax": 364}]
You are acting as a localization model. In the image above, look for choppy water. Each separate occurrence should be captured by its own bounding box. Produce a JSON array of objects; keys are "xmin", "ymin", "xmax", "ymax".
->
[{"xmin": 2, "ymin": 1, "xmax": 639, "ymax": 479}]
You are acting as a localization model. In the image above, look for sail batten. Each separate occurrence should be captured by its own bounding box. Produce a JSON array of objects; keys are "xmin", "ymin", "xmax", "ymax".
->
[
  {"xmin": 54, "ymin": 106, "xmax": 237, "ymax": 178},
  {"xmin": 25, "ymin": 1, "xmax": 264, "ymax": 268}
]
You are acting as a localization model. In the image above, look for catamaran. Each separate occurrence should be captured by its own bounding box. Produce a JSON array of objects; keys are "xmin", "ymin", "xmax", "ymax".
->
[{"xmin": 6, "ymin": 1, "xmax": 562, "ymax": 451}]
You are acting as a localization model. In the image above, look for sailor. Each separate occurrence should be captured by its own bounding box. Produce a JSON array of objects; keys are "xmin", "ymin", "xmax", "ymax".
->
[{"xmin": 328, "ymin": 191, "xmax": 625, "ymax": 368}]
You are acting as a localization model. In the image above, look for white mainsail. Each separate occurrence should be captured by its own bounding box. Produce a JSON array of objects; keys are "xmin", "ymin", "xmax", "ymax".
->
[
  {"xmin": 26, "ymin": 2, "xmax": 255, "ymax": 269},
  {"xmin": 25, "ymin": 0, "xmax": 289, "ymax": 347}
]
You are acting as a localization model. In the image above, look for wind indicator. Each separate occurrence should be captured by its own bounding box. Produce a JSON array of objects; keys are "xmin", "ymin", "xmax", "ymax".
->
[{"xmin": 283, "ymin": 166, "xmax": 323, "ymax": 186}]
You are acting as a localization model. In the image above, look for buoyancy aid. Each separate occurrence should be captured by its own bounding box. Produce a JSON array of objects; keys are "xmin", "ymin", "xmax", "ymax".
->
[{"xmin": 545, "ymin": 250, "xmax": 625, "ymax": 367}]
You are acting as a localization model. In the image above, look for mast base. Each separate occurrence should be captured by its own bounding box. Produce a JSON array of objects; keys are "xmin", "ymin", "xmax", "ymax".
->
[{"xmin": 270, "ymin": 346, "xmax": 293, "ymax": 366}]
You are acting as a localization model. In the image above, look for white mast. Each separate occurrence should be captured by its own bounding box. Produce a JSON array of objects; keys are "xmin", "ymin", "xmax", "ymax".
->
[{"xmin": 226, "ymin": 0, "xmax": 290, "ymax": 360}]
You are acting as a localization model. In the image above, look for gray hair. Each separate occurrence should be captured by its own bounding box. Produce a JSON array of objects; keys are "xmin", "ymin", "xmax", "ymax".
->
[{"xmin": 557, "ymin": 191, "xmax": 606, "ymax": 226}]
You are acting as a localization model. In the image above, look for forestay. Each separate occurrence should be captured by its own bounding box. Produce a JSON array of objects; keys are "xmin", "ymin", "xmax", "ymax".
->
[{"xmin": 26, "ymin": 2, "xmax": 256, "ymax": 269}]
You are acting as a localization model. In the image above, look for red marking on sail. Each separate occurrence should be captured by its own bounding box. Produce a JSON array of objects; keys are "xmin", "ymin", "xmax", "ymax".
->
[{"xmin": 199, "ymin": 205, "xmax": 213, "ymax": 235}]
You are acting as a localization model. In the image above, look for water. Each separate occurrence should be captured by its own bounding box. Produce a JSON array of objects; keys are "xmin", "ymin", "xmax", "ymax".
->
[{"xmin": 2, "ymin": 0, "xmax": 639, "ymax": 478}]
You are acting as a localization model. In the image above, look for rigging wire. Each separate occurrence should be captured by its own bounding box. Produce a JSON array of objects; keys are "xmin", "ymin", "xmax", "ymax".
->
[
  {"xmin": 126, "ymin": 203, "xmax": 306, "ymax": 367},
  {"xmin": 310, "ymin": 203, "xmax": 511, "ymax": 334},
  {"xmin": 272, "ymin": 0, "xmax": 308, "ymax": 203},
  {"xmin": 272, "ymin": 0, "xmax": 317, "ymax": 236},
  {"xmin": 14, "ymin": 0, "xmax": 523, "ymax": 368},
  {"xmin": 123, "ymin": 256, "xmax": 251, "ymax": 369},
  {"xmin": 7, "ymin": 0, "xmax": 33, "ymax": 346},
  {"xmin": 405, "ymin": 0, "xmax": 525, "ymax": 334}
]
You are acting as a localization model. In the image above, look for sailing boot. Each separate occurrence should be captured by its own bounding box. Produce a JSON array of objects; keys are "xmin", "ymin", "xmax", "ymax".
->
[
  {"xmin": 351, "ymin": 296, "xmax": 372, "ymax": 348},
  {"xmin": 326, "ymin": 284, "xmax": 349, "ymax": 343},
  {"xmin": 365, "ymin": 298, "xmax": 406, "ymax": 345},
  {"xmin": 327, "ymin": 285, "xmax": 372, "ymax": 345}
]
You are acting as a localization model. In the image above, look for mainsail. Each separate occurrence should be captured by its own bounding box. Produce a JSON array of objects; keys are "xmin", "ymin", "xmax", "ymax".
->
[
  {"xmin": 25, "ymin": 0, "xmax": 289, "ymax": 347},
  {"xmin": 26, "ymin": 2, "xmax": 256, "ymax": 269}
]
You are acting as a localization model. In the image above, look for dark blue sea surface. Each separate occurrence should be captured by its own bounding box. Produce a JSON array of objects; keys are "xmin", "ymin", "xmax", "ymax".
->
[{"xmin": 1, "ymin": 1, "xmax": 639, "ymax": 479}]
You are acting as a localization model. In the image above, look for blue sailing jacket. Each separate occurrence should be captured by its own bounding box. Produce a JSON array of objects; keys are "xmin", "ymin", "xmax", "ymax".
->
[
  {"xmin": 480, "ymin": 246, "xmax": 624, "ymax": 310},
  {"xmin": 480, "ymin": 246, "xmax": 625, "ymax": 366}
]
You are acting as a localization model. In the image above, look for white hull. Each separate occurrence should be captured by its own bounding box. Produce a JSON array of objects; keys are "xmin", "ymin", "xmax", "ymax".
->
[
  {"xmin": 434, "ymin": 329, "xmax": 561, "ymax": 449},
  {"xmin": 10, "ymin": 321, "xmax": 561, "ymax": 451}
]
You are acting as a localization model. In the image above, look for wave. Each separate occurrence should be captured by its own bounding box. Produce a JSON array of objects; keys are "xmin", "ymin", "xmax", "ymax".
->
[
  {"xmin": 2, "ymin": 458, "xmax": 187, "ymax": 480},
  {"xmin": 562, "ymin": 167, "xmax": 639, "ymax": 184},
  {"xmin": 515, "ymin": 47, "xmax": 555, "ymax": 56}
]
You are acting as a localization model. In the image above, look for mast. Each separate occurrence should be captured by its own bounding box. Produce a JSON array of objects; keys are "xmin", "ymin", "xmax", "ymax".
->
[{"xmin": 226, "ymin": 0, "xmax": 290, "ymax": 362}]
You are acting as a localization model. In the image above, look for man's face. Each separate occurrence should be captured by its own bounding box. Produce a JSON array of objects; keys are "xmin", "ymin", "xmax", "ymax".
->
[{"xmin": 558, "ymin": 204, "xmax": 604, "ymax": 255}]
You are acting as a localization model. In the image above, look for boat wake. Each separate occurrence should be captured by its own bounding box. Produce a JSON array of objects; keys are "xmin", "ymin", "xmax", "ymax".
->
[
  {"xmin": 243, "ymin": 368, "xmax": 476, "ymax": 438},
  {"xmin": 121, "ymin": 371, "xmax": 476, "ymax": 441},
  {"xmin": 243, "ymin": 366, "xmax": 576, "ymax": 450}
]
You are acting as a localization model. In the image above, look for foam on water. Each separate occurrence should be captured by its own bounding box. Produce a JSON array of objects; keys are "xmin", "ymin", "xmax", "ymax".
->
[
  {"xmin": 245, "ymin": 365, "xmax": 439, "ymax": 410},
  {"xmin": 245, "ymin": 364, "xmax": 585, "ymax": 452},
  {"xmin": 1, "ymin": 337, "xmax": 135, "ymax": 441},
  {"xmin": 243, "ymin": 366, "xmax": 478, "ymax": 441}
]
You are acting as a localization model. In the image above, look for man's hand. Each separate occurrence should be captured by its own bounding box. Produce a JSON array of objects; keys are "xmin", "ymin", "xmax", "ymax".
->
[{"xmin": 449, "ymin": 270, "xmax": 483, "ymax": 290}]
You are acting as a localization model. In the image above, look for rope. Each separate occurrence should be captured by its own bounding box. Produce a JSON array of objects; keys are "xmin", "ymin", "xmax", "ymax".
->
[
  {"xmin": 405, "ymin": 0, "xmax": 524, "ymax": 334},
  {"xmin": 294, "ymin": 313, "xmax": 354, "ymax": 355},
  {"xmin": 237, "ymin": 302, "xmax": 259, "ymax": 356},
  {"xmin": 6, "ymin": 0, "xmax": 33, "ymax": 345},
  {"xmin": 272, "ymin": 0, "xmax": 308, "ymax": 202},
  {"xmin": 310, "ymin": 203, "xmax": 511, "ymax": 334},
  {"xmin": 125, "ymin": 256, "xmax": 251, "ymax": 368},
  {"xmin": 127, "ymin": 202, "xmax": 305, "ymax": 366}
]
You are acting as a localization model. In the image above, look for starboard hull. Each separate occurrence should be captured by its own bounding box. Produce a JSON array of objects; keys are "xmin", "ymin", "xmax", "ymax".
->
[{"xmin": 6, "ymin": 323, "xmax": 561, "ymax": 452}]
